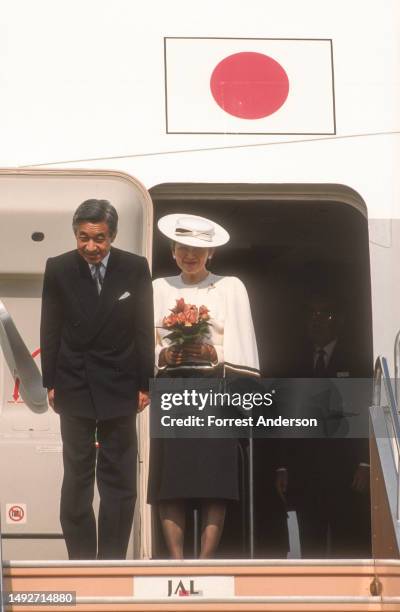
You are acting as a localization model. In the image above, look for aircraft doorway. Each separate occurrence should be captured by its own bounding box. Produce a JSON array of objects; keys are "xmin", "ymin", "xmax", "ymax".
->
[{"xmin": 149, "ymin": 183, "xmax": 373, "ymax": 559}]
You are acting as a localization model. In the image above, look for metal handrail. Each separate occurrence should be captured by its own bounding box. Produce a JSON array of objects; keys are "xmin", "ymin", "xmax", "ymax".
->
[
  {"xmin": 395, "ymin": 330, "xmax": 400, "ymax": 406},
  {"xmin": 5, "ymin": 558, "xmax": 379, "ymax": 567},
  {"xmin": 373, "ymin": 355, "xmax": 400, "ymax": 520},
  {"xmin": 0, "ymin": 300, "xmax": 47, "ymax": 413},
  {"xmin": 55, "ymin": 595, "xmax": 393, "ymax": 605},
  {"xmin": 248, "ymin": 436, "xmax": 254, "ymax": 558},
  {"xmin": 373, "ymin": 356, "xmax": 400, "ymax": 440}
]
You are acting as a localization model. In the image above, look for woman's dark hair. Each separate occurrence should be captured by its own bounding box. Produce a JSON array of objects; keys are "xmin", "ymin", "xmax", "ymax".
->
[{"xmin": 72, "ymin": 199, "xmax": 118, "ymax": 237}]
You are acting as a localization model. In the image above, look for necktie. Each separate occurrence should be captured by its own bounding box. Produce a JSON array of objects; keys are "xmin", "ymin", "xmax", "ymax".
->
[
  {"xmin": 314, "ymin": 349, "xmax": 326, "ymax": 377},
  {"xmin": 93, "ymin": 263, "xmax": 103, "ymax": 294}
]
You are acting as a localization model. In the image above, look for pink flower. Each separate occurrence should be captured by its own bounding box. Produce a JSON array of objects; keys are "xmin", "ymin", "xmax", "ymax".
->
[
  {"xmin": 199, "ymin": 305, "xmax": 210, "ymax": 321},
  {"xmin": 186, "ymin": 309, "xmax": 198, "ymax": 324},
  {"xmin": 175, "ymin": 298, "xmax": 185, "ymax": 313},
  {"xmin": 177, "ymin": 312, "xmax": 186, "ymax": 324}
]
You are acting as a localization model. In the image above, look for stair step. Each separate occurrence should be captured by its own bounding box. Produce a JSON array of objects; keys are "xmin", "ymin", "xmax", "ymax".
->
[{"xmin": 3, "ymin": 559, "xmax": 400, "ymax": 611}]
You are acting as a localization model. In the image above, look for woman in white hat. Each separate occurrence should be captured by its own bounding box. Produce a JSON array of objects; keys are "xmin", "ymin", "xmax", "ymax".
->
[{"xmin": 148, "ymin": 213, "xmax": 259, "ymax": 559}]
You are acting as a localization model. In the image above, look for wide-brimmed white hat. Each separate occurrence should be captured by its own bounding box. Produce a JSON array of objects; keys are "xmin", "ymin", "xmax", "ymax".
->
[{"xmin": 158, "ymin": 213, "xmax": 230, "ymax": 247}]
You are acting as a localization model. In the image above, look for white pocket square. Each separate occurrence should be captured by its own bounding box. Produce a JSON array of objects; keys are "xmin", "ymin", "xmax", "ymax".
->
[{"xmin": 118, "ymin": 291, "xmax": 131, "ymax": 301}]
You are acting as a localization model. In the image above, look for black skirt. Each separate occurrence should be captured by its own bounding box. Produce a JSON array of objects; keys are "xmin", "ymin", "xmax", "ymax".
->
[{"xmin": 147, "ymin": 366, "xmax": 239, "ymax": 503}]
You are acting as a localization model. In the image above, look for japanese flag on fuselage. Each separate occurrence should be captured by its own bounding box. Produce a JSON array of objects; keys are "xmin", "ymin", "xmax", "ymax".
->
[{"xmin": 165, "ymin": 37, "xmax": 335, "ymax": 135}]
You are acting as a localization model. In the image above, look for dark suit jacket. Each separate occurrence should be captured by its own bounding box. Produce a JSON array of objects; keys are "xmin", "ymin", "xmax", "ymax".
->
[
  {"xmin": 278, "ymin": 339, "xmax": 371, "ymax": 488},
  {"xmin": 300, "ymin": 339, "xmax": 369, "ymax": 380},
  {"xmin": 40, "ymin": 247, "xmax": 154, "ymax": 420}
]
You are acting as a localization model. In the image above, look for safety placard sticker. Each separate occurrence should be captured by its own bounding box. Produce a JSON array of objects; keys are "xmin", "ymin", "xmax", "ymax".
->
[{"xmin": 6, "ymin": 503, "xmax": 27, "ymax": 524}]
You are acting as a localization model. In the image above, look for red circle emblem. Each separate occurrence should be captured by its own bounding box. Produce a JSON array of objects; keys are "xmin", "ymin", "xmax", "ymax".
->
[
  {"xmin": 210, "ymin": 51, "xmax": 289, "ymax": 119},
  {"xmin": 9, "ymin": 505, "xmax": 25, "ymax": 522}
]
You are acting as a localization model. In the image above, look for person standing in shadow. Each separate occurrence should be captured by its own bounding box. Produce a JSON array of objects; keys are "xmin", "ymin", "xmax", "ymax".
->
[{"xmin": 276, "ymin": 294, "xmax": 371, "ymax": 558}]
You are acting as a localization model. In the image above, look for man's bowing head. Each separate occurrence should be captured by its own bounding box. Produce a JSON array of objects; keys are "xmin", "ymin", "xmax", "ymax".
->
[{"xmin": 72, "ymin": 199, "xmax": 118, "ymax": 265}]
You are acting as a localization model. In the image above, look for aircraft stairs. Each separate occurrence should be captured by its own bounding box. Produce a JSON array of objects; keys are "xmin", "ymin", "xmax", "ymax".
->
[
  {"xmin": 2, "ymin": 333, "xmax": 400, "ymax": 610},
  {"xmin": 1, "ymin": 558, "xmax": 400, "ymax": 612}
]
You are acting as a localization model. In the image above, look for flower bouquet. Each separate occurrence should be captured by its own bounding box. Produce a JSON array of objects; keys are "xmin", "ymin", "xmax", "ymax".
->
[{"xmin": 162, "ymin": 298, "xmax": 210, "ymax": 345}]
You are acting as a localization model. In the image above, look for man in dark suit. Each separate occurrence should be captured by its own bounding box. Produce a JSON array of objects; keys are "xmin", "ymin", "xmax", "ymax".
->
[
  {"xmin": 276, "ymin": 295, "xmax": 371, "ymax": 558},
  {"xmin": 40, "ymin": 199, "xmax": 154, "ymax": 560}
]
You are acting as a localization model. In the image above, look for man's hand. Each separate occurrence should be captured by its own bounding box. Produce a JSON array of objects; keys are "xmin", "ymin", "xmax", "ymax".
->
[
  {"xmin": 47, "ymin": 388, "xmax": 55, "ymax": 409},
  {"xmin": 275, "ymin": 468, "xmax": 288, "ymax": 502},
  {"xmin": 138, "ymin": 390, "xmax": 150, "ymax": 413},
  {"xmin": 352, "ymin": 464, "xmax": 369, "ymax": 493}
]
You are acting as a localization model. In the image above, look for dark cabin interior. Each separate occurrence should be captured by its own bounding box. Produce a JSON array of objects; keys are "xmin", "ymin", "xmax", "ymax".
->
[{"xmin": 149, "ymin": 183, "xmax": 373, "ymax": 559}]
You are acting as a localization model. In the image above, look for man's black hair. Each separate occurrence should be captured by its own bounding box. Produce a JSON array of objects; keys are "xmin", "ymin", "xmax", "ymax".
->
[{"xmin": 72, "ymin": 199, "xmax": 118, "ymax": 237}]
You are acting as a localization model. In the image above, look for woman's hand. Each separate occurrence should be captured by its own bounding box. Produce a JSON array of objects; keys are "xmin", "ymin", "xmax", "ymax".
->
[
  {"xmin": 159, "ymin": 345, "xmax": 185, "ymax": 367},
  {"xmin": 181, "ymin": 342, "xmax": 217, "ymax": 363}
]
